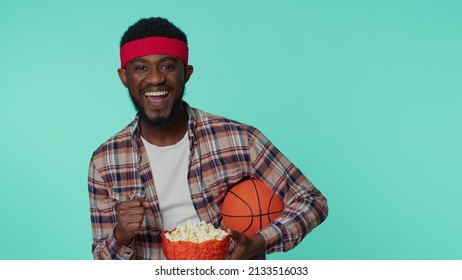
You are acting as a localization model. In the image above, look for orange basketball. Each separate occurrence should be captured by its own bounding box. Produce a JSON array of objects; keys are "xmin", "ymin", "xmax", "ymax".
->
[{"xmin": 221, "ymin": 179, "xmax": 284, "ymax": 238}]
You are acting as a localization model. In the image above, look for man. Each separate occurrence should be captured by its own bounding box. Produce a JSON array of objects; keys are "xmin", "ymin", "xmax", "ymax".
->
[{"xmin": 88, "ymin": 17, "xmax": 328, "ymax": 260}]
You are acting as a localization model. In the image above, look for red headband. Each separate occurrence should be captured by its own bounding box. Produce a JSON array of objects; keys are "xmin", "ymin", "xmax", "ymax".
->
[{"xmin": 120, "ymin": 36, "xmax": 189, "ymax": 68}]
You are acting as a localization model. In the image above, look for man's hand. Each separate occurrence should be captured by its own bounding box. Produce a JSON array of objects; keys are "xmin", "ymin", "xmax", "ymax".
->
[
  {"xmin": 227, "ymin": 229, "xmax": 266, "ymax": 260},
  {"xmin": 114, "ymin": 198, "xmax": 151, "ymax": 246}
]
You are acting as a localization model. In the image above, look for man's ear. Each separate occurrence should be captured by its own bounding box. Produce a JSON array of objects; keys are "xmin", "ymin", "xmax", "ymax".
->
[
  {"xmin": 184, "ymin": 65, "xmax": 194, "ymax": 83},
  {"xmin": 117, "ymin": 68, "xmax": 128, "ymax": 88}
]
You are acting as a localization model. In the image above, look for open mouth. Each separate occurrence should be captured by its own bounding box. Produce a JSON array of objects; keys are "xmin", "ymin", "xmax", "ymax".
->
[{"xmin": 144, "ymin": 91, "xmax": 169, "ymax": 103}]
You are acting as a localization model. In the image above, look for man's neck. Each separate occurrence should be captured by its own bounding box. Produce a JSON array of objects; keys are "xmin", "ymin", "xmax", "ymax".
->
[{"xmin": 140, "ymin": 107, "xmax": 189, "ymax": 147}]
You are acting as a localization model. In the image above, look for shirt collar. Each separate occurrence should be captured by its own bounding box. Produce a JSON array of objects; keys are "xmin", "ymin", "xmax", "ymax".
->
[{"xmin": 184, "ymin": 102, "xmax": 198, "ymax": 145}]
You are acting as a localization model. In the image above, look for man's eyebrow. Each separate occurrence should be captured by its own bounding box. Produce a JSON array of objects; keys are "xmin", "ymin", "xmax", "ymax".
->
[
  {"xmin": 129, "ymin": 57, "xmax": 149, "ymax": 64},
  {"xmin": 158, "ymin": 56, "xmax": 180, "ymax": 63}
]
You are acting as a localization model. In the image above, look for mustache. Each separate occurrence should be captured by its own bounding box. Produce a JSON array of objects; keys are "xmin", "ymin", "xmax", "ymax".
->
[{"xmin": 140, "ymin": 85, "xmax": 172, "ymax": 93}]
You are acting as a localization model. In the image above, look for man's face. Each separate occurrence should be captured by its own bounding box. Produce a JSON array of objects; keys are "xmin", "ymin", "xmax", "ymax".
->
[{"xmin": 118, "ymin": 54, "xmax": 193, "ymax": 127}]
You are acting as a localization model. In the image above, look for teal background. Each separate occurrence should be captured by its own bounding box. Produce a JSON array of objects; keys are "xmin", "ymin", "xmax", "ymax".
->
[{"xmin": 0, "ymin": 0, "xmax": 461, "ymax": 260}]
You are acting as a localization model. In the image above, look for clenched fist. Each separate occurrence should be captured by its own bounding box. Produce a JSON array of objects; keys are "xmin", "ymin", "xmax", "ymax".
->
[{"xmin": 114, "ymin": 198, "xmax": 151, "ymax": 246}]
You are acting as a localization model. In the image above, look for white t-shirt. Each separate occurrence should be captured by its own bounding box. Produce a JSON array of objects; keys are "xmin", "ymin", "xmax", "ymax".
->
[{"xmin": 141, "ymin": 133, "xmax": 200, "ymax": 231}]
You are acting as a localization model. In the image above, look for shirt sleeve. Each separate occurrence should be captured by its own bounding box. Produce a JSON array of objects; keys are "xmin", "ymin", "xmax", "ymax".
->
[
  {"xmin": 88, "ymin": 155, "xmax": 135, "ymax": 260},
  {"xmin": 247, "ymin": 126, "xmax": 328, "ymax": 253}
]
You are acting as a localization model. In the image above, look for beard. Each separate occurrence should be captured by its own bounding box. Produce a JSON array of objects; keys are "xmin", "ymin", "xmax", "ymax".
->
[{"xmin": 129, "ymin": 91, "xmax": 184, "ymax": 128}]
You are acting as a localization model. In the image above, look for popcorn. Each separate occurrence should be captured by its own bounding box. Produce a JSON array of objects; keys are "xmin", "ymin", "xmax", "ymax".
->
[
  {"xmin": 161, "ymin": 220, "xmax": 230, "ymax": 260},
  {"xmin": 164, "ymin": 220, "xmax": 229, "ymax": 243}
]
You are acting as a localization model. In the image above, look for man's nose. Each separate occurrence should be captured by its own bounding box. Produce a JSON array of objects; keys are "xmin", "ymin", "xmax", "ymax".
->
[{"xmin": 146, "ymin": 68, "xmax": 166, "ymax": 84}]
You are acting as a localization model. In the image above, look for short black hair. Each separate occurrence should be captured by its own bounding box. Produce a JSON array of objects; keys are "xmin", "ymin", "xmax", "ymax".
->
[{"xmin": 120, "ymin": 17, "xmax": 188, "ymax": 47}]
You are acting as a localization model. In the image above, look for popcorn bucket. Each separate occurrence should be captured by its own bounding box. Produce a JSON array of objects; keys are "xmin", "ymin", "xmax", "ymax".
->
[{"xmin": 161, "ymin": 230, "xmax": 231, "ymax": 260}]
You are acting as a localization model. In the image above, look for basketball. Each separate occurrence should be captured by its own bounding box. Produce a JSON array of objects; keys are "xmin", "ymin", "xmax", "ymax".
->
[{"xmin": 221, "ymin": 179, "xmax": 284, "ymax": 238}]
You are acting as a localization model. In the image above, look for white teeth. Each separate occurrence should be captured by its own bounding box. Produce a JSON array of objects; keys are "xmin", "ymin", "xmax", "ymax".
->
[{"xmin": 145, "ymin": 91, "xmax": 168, "ymax": 97}]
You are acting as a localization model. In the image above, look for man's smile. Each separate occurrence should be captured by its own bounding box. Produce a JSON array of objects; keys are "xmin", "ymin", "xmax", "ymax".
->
[{"xmin": 144, "ymin": 90, "xmax": 170, "ymax": 104}]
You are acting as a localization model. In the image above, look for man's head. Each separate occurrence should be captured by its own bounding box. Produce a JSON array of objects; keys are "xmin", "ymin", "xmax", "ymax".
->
[
  {"xmin": 118, "ymin": 17, "xmax": 193, "ymax": 128},
  {"xmin": 120, "ymin": 17, "xmax": 188, "ymax": 49}
]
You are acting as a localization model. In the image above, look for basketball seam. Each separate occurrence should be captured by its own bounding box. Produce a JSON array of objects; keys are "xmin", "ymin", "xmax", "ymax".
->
[
  {"xmin": 226, "ymin": 190, "xmax": 254, "ymax": 234},
  {"xmin": 267, "ymin": 186, "xmax": 280, "ymax": 223},
  {"xmin": 251, "ymin": 179, "xmax": 263, "ymax": 231}
]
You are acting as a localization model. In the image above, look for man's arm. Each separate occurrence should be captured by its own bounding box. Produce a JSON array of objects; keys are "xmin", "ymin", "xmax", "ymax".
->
[
  {"xmin": 247, "ymin": 126, "xmax": 328, "ymax": 254},
  {"xmin": 88, "ymin": 156, "xmax": 136, "ymax": 260}
]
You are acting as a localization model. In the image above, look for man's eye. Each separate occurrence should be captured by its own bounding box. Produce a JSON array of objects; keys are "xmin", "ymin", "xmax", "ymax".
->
[
  {"xmin": 162, "ymin": 64, "xmax": 174, "ymax": 70},
  {"xmin": 135, "ymin": 66, "xmax": 147, "ymax": 71}
]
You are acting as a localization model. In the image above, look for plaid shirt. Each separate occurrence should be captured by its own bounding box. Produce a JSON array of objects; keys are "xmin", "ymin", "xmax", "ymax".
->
[{"xmin": 88, "ymin": 103, "xmax": 328, "ymax": 260}]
